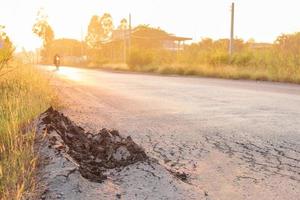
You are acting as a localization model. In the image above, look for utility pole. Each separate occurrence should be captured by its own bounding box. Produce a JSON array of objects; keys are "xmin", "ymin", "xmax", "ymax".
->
[
  {"xmin": 128, "ymin": 13, "xmax": 132, "ymax": 56},
  {"xmin": 123, "ymin": 25, "xmax": 127, "ymax": 63},
  {"xmin": 229, "ymin": 2, "xmax": 235, "ymax": 56},
  {"xmin": 80, "ymin": 26, "xmax": 84, "ymax": 59}
]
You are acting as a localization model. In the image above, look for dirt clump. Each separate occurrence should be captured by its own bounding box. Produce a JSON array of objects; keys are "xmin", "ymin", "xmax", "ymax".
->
[
  {"xmin": 39, "ymin": 107, "xmax": 148, "ymax": 182},
  {"xmin": 167, "ymin": 169, "xmax": 189, "ymax": 183}
]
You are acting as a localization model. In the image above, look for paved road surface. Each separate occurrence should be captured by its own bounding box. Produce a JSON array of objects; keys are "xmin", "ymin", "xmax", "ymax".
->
[{"xmin": 42, "ymin": 66, "xmax": 300, "ymax": 200}]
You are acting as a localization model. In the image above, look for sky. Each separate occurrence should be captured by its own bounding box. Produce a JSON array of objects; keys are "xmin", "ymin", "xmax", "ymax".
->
[{"xmin": 0, "ymin": 0, "xmax": 300, "ymax": 51}]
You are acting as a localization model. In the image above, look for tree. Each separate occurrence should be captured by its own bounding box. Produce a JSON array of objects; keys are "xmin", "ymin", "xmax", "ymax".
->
[
  {"xmin": 275, "ymin": 32, "xmax": 300, "ymax": 65},
  {"xmin": 276, "ymin": 33, "xmax": 300, "ymax": 54},
  {"xmin": 0, "ymin": 25, "xmax": 13, "ymax": 52},
  {"xmin": 118, "ymin": 18, "xmax": 128, "ymax": 30},
  {"xmin": 100, "ymin": 13, "xmax": 114, "ymax": 41},
  {"xmin": 32, "ymin": 8, "xmax": 54, "ymax": 63},
  {"xmin": 85, "ymin": 13, "xmax": 114, "ymax": 48},
  {"xmin": 0, "ymin": 25, "xmax": 14, "ymax": 71},
  {"xmin": 32, "ymin": 8, "xmax": 54, "ymax": 47},
  {"xmin": 85, "ymin": 15, "xmax": 104, "ymax": 48}
]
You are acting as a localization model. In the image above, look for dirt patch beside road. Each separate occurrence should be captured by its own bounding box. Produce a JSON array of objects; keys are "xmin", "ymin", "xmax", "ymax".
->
[
  {"xmin": 35, "ymin": 107, "xmax": 196, "ymax": 200},
  {"xmin": 39, "ymin": 107, "xmax": 148, "ymax": 183}
]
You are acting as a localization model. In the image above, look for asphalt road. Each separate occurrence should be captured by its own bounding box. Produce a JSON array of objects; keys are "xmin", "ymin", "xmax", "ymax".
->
[{"xmin": 43, "ymin": 66, "xmax": 300, "ymax": 200}]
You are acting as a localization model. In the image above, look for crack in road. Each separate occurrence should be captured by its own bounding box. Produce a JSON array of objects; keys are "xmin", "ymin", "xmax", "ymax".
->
[
  {"xmin": 144, "ymin": 131, "xmax": 300, "ymax": 186},
  {"xmin": 204, "ymin": 134, "xmax": 300, "ymax": 182}
]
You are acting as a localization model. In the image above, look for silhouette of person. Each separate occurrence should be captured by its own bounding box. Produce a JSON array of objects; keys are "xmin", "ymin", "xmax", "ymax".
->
[{"xmin": 53, "ymin": 54, "xmax": 60, "ymax": 69}]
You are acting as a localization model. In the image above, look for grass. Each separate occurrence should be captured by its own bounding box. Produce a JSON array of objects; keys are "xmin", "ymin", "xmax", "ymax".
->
[
  {"xmin": 0, "ymin": 63, "xmax": 56, "ymax": 199},
  {"xmin": 91, "ymin": 44, "xmax": 300, "ymax": 84},
  {"xmin": 98, "ymin": 33, "xmax": 300, "ymax": 84},
  {"xmin": 97, "ymin": 62, "xmax": 300, "ymax": 84},
  {"xmin": 153, "ymin": 64, "xmax": 300, "ymax": 83}
]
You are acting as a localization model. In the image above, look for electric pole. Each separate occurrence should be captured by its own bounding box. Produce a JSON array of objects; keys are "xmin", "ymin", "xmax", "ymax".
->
[
  {"xmin": 229, "ymin": 2, "xmax": 235, "ymax": 56},
  {"xmin": 123, "ymin": 24, "xmax": 126, "ymax": 63},
  {"xmin": 128, "ymin": 13, "xmax": 132, "ymax": 54},
  {"xmin": 80, "ymin": 26, "xmax": 84, "ymax": 59}
]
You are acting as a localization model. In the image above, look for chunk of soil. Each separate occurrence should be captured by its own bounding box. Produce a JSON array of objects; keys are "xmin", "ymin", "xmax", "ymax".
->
[
  {"xmin": 167, "ymin": 169, "xmax": 190, "ymax": 183},
  {"xmin": 39, "ymin": 107, "xmax": 148, "ymax": 182}
]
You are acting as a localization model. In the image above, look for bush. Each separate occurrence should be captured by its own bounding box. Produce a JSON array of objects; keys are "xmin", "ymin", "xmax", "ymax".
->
[
  {"xmin": 0, "ymin": 34, "xmax": 14, "ymax": 71},
  {"xmin": 128, "ymin": 48, "xmax": 154, "ymax": 68},
  {"xmin": 89, "ymin": 32, "xmax": 300, "ymax": 84},
  {"xmin": 231, "ymin": 51, "xmax": 254, "ymax": 66},
  {"xmin": 207, "ymin": 50, "xmax": 230, "ymax": 66}
]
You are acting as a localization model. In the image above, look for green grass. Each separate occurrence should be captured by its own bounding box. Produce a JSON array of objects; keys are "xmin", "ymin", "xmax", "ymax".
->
[{"xmin": 0, "ymin": 63, "xmax": 56, "ymax": 199}]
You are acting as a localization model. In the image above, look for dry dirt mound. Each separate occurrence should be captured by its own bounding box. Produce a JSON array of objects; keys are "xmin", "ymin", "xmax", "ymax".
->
[{"xmin": 40, "ymin": 107, "xmax": 148, "ymax": 182}]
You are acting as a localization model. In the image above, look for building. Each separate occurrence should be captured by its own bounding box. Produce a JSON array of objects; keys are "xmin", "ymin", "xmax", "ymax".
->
[{"xmin": 101, "ymin": 25, "xmax": 192, "ymax": 63}]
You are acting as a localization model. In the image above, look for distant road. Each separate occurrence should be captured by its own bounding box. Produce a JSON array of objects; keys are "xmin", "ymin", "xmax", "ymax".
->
[{"xmin": 44, "ymin": 66, "xmax": 300, "ymax": 200}]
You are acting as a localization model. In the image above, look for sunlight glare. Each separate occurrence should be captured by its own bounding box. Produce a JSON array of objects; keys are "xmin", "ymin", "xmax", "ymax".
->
[{"xmin": 56, "ymin": 67, "xmax": 82, "ymax": 81}]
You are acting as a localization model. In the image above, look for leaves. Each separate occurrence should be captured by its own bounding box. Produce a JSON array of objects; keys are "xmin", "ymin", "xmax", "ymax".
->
[
  {"xmin": 32, "ymin": 8, "xmax": 54, "ymax": 47},
  {"xmin": 118, "ymin": 18, "xmax": 128, "ymax": 30},
  {"xmin": 85, "ymin": 15, "xmax": 104, "ymax": 48},
  {"xmin": 100, "ymin": 13, "xmax": 114, "ymax": 40},
  {"xmin": 85, "ymin": 13, "xmax": 115, "ymax": 48},
  {"xmin": 0, "ymin": 26, "xmax": 14, "ymax": 75}
]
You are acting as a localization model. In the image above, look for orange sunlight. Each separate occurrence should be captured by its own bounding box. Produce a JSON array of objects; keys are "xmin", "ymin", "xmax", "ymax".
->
[{"xmin": 1, "ymin": 0, "xmax": 300, "ymax": 51}]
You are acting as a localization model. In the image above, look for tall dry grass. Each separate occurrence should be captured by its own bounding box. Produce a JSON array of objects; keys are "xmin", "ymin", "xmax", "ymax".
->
[
  {"xmin": 0, "ymin": 63, "xmax": 56, "ymax": 199},
  {"xmin": 124, "ymin": 33, "xmax": 300, "ymax": 84}
]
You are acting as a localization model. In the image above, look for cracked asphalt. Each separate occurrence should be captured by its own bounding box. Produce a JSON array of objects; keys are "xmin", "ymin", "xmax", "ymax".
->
[{"xmin": 42, "ymin": 66, "xmax": 300, "ymax": 199}]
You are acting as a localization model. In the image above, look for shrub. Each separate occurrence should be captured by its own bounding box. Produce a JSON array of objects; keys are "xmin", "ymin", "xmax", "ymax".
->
[
  {"xmin": 207, "ymin": 50, "xmax": 230, "ymax": 66},
  {"xmin": 128, "ymin": 48, "xmax": 154, "ymax": 68}
]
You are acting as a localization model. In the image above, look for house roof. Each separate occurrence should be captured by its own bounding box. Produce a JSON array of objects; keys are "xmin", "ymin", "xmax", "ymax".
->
[
  {"xmin": 102, "ymin": 26, "xmax": 192, "ymax": 44},
  {"xmin": 131, "ymin": 34, "xmax": 192, "ymax": 41}
]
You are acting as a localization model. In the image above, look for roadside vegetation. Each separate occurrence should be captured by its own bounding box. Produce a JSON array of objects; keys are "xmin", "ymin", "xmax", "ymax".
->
[
  {"xmin": 33, "ymin": 10, "xmax": 300, "ymax": 84},
  {"xmin": 126, "ymin": 33, "xmax": 300, "ymax": 83},
  {"xmin": 0, "ymin": 26, "xmax": 56, "ymax": 199},
  {"xmin": 88, "ymin": 31, "xmax": 299, "ymax": 84}
]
